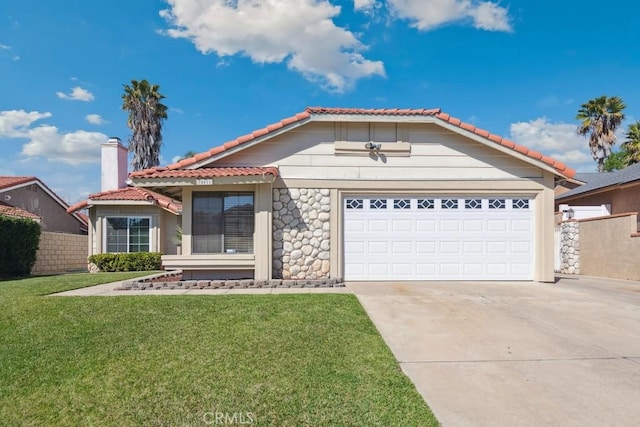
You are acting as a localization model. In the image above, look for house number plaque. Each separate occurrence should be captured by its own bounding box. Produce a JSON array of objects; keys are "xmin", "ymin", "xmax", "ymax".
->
[{"xmin": 196, "ymin": 179, "xmax": 213, "ymax": 185}]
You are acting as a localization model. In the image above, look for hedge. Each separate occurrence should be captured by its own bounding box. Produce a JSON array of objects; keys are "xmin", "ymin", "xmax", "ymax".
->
[
  {"xmin": 88, "ymin": 252, "xmax": 162, "ymax": 272},
  {"xmin": 0, "ymin": 214, "xmax": 41, "ymax": 277}
]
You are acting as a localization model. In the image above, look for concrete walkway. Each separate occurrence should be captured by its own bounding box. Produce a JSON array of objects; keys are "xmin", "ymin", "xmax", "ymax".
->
[{"xmin": 348, "ymin": 276, "xmax": 640, "ymax": 427}]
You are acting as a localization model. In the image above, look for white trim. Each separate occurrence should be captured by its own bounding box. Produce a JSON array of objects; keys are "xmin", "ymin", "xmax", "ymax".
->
[{"xmin": 103, "ymin": 215, "xmax": 153, "ymax": 253}]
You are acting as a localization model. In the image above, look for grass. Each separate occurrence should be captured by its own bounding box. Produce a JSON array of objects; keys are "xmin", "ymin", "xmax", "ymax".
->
[{"xmin": 0, "ymin": 273, "xmax": 438, "ymax": 426}]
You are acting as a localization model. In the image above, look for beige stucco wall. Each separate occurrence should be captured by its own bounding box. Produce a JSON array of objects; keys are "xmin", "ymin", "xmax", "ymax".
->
[
  {"xmin": 2, "ymin": 186, "xmax": 85, "ymax": 234},
  {"xmin": 32, "ymin": 232, "xmax": 88, "ymax": 274},
  {"xmin": 579, "ymin": 213, "xmax": 640, "ymax": 280},
  {"xmin": 92, "ymin": 205, "xmax": 167, "ymax": 255}
]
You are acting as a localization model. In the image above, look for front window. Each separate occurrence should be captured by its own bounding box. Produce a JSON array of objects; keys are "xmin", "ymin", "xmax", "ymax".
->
[
  {"xmin": 192, "ymin": 192, "xmax": 254, "ymax": 254},
  {"xmin": 106, "ymin": 217, "xmax": 150, "ymax": 253}
]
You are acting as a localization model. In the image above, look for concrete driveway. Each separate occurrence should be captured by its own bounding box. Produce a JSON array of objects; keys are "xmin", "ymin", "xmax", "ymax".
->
[{"xmin": 348, "ymin": 276, "xmax": 640, "ymax": 427}]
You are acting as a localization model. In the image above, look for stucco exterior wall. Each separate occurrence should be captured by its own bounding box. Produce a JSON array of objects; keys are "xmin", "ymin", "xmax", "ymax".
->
[
  {"xmin": 32, "ymin": 232, "xmax": 88, "ymax": 274},
  {"xmin": 3, "ymin": 186, "xmax": 84, "ymax": 234},
  {"xmin": 555, "ymin": 184, "xmax": 640, "ymax": 215},
  {"xmin": 93, "ymin": 205, "xmax": 165, "ymax": 254},
  {"xmin": 578, "ymin": 213, "xmax": 640, "ymax": 280}
]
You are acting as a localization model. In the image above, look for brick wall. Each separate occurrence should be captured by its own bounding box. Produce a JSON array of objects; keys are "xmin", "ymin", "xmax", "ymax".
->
[{"xmin": 32, "ymin": 232, "xmax": 88, "ymax": 274}]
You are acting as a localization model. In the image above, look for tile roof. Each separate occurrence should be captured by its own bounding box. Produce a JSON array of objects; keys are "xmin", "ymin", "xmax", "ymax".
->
[
  {"xmin": 134, "ymin": 107, "xmax": 575, "ymax": 179},
  {"xmin": 0, "ymin": 176, "xmax": 38, "ymax": 191},
  {"xmin": 556, "ymin": 162, "xmax": 640, "ymax": 200},
  {"xmin": 67, "ymin": 187, "xmax": 182, "ymax": 214},
  {"xmin": 0, "ymin": 203, "xmax": 40, "ymax": 221},
  {"xmin": 130, "ymin": 166, "xmax": 279, "ymax": 179}
]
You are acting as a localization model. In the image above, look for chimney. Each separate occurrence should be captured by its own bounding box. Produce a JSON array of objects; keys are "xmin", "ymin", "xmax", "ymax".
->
[{"xmin": 101, "ymin": 137, "xmax": 128, "ymax": 191}]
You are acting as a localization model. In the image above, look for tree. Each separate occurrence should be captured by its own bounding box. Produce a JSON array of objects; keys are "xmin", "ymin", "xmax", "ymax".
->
[
  {"xmin": 603, "ymin": 149, "xmax": 627, "ymax": 172},
  {"xmin": 576, "ymin": 96, "xmax": 626, "ymax": 172},
  {"xmin": 622, "ymin": 121, "xmax": 640, "ymax": 166},
  {"xmin": 122, "ymin": 79, "xmax": 168, "ymax": 171}
]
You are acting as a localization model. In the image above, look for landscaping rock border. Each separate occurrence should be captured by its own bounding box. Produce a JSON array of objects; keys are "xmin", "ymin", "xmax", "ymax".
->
[{"xmin": 117, "ymin": 271, "xmax": 344, "ymax": 291}]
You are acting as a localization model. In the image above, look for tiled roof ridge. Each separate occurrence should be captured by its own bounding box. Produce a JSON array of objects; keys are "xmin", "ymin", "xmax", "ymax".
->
[
  {"xmin": 129, "ymin": 107, "xmax": 575, "ymax": 179},
  {"xmin": 130, "ymin": 166, "xmax": 280, "ymax": 179}
]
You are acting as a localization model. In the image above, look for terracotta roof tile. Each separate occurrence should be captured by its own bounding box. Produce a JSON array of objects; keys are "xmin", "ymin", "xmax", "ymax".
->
[
  {"xmin": 0, "ymin": 203, "xmax": 40, "ymax": 221},
  {"xmin": 0, "ymin": 176, "xmax": 37, "ymax": 190},
  {"xmin": 130, "ymin": 167, "xmax": 279, "ymax": 180},
  {"xmin": 130, "ymin": 107, "xmax": 575, "ymax": 179},
  {"xmin": 67, "ymin": 187, "xmax": 182, "ymax": 214}
]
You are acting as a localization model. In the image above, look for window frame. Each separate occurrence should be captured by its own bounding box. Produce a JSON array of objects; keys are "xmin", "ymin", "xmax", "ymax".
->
[
  {"xmin": 103, "ymin": 216, "xmax": 152, "ymax": 253},
  {"xmin": 191, "ymin": 191, "xmax": 255, "ymax": 255}
]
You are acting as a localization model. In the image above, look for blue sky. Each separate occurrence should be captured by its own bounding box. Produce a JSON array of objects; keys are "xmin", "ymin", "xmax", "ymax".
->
[{"xmin": 1, "ymin": 0, "xmax": 639, "ymax": 203}]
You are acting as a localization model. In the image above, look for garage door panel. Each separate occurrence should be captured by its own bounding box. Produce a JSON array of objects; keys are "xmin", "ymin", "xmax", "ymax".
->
[
  {"xmin": 487, "ymin": 219, "xmax": 508, "ymax": 232},
  {"xmin": 416, "ymin": 219, "xmax": 437, "ymax": 232},
  {"xmin": 344, "ymin": 196, "xmax": 534, "ymax": 281},
  {"xmin": 392, "ymin": 263, "xmax": 414, "ymax": 276},
  {"xmin": 416, "ymin": 242, "xmax": 437, "ymax": 254},
  {"xmin": 392, "ymin": 241, "xmax": 413, "ymax": 253},
  {"xmin": 463, "ymin": 219, "xmax": 484, "ymax": 232},
  {"xmin": 440, "ymin": 241, "xmax": 461, "ymax": 253},
  {"xmin": 392, "ymin": 219, "xmax": 413, "ymax": 232},
  {"xmin": 440, "ymin": 220, "xmax": 461, "ymax": 232}
]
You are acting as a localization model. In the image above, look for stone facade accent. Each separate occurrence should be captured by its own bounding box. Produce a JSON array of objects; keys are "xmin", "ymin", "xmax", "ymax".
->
[
  {"xmin": 559, "ymin": 221, "xmax": 580, "ymax": 274},
  {"xmin": 272, "ymin": 188, "xmax": 331, "ymax": 279},
  {"xmin": 32, "ymin": 231, "xmax": 88, "ymax": 274}
]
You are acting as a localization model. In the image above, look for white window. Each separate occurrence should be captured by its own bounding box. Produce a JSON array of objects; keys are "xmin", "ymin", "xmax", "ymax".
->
[{"xmin": 105, "ymin": 217, "xmax": 151, "ymax": 253}]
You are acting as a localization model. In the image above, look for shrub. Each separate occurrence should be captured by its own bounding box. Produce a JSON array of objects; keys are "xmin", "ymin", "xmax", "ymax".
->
[
  {"xmin": 0, "ymin": 214, "xmax": 41, "ymax": 277},
  {"xmin": 88, "ymin": 252, "xmax": 162, "ymax": 272}
]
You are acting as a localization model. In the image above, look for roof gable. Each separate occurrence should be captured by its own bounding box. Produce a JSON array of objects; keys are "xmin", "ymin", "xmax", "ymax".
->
[
  {"xmin": 0, "ymin": 176, "xmax": 87, "ymax": 227},
  {"xmin": 67, "ymin": 187, "xmax": 182, "ymax": 214},
  {"xmin": 131, "ymin": 107, "xmax": 576, "ymax": 179}
]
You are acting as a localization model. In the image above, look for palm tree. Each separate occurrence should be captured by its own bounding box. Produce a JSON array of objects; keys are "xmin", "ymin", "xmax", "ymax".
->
[
  {"xmin": 122, "ymin": 79, "xmax": 168, "ymax": 171},
  {"xmin": 622, "ymin": 121, "xmax": 640, "ymax": 166},
  {"xmin": 576, "ymin": 96, "xmax": 626, "ymax": 172}
]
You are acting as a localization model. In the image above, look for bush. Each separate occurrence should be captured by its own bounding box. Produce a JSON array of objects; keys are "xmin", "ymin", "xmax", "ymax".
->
[
  {"xmin": 88, "ymin": 252, "xmax": 162, "ymax": 272},
  {"xmin": 0, "ymin": 214, "xmax": 41, "ymax": 277}
]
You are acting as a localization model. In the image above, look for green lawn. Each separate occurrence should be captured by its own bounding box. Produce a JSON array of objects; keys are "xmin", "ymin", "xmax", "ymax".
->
[{"xmin": 0, "ymin": 273, "xmax": 438, "ymax": 426}]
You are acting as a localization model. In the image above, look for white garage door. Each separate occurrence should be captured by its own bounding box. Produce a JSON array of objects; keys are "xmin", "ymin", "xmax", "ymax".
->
[{"xmin": 344, "ymin": 196, "xmax": 534, "ymax": 281}]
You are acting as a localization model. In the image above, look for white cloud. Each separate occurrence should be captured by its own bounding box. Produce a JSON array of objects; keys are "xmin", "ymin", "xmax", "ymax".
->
[
  {"xmin": 160, "ymin": 0, "xmax": 385, "ymax": 92},
  {"xmin": 0, "ymin": 43, "xmax": 10, "ymax": 50},
  {"xmin": 353, "ymin": 0, "xmax": 380, "ymax": 13},
  {"xmin": 0, "ymin": 110, "xmax": 51, "ymax": 138},
  {"xmin": 85, "ymin": 114, "xmax": 106, "ymax": 125},
  {"xmin": 509, "ymin": 117, "xmax": 593, "ymax": 169},
  {"xmin": 56, "ymin": 86, "xmax": 95, "ymax": 102},
  {"xmin": 384, "ymin": 0, "xmax": 512, "ymax": 31},
  {"xmin": 21, "ymin": 126, "xmax": 107, "ymax": 165}
]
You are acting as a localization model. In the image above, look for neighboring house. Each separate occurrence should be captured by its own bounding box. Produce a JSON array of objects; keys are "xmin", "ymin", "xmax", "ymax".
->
[
  {"xmin": 555, "ymin": 162, "xmax": 640, "ymax": 215},
  {"xmin": 0, "ymin": 201, "xmax": 41, "ymax": 222},
  {"xmin": 68, "ymin": 107, "xmax": 575, "ymax": 282},
  {"xmin": 0, "ymin": 176, "xmax": 87, "ymax": 234}
]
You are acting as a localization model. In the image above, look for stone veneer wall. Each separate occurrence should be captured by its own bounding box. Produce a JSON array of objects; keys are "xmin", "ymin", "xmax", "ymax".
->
[
  {"xmin": 272, "ymin": 188, "xmax": 331, "ymax": 279},
  {"xmin": 559, "ymin": 221, "xmax": 580, "ymax": 274}
]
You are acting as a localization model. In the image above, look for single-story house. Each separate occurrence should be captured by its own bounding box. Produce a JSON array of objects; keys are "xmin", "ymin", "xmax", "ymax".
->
[
  {"xmin": 555, "ymin": 162, "xmax": 640, "ymax": 215},
  {"xmin": 0, "ymin": 176, "xmax": 87, "ymax": 234},
  {"xmin": 69, "ymin": 107, "xmax": 575, "ymax": 282}
]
